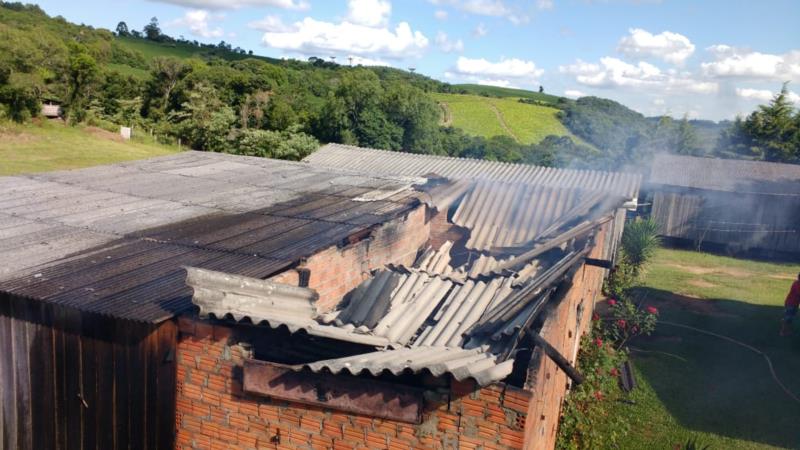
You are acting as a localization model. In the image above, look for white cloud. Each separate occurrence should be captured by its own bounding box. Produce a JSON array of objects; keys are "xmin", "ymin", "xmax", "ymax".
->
[
  {"xmin": 168, "ymin": 10, "xmax": 224, "ymax": 38},
  {"xmin": 473, "ymin": 23, "xmax": 488, "ymax": 37},
  {"xmin": 617, "ymin": 28, "xmax": 695, "ymax": 65},
  {"xmin": 560, "ymin": 57, "xmax": 717, "ymax": 94},
  {"xmin": 428, "ymin": 0, "xmax": 525, "ymax": 22},
  {"xmin": 564, "ymin": 89, "xmax": 585, "ymax": 98},
  {"xmin": 346, "ymin": 0, "xmax": 391, "ymax": 27},
  {"xmin": 702, "ymin": 46, "xmax": 800, "ymax": 80},
  {"xmin": 347, "ymin": 55, "xmax": 393, "ymax": 67},
  {"xmin": 261, "ymin": 18, "xmax": 429, "ymax": 59},
  {"xmin": 478, "ymin": 79, "xmax": 512, "ymax": 88},
  {"xmin": 434, "ymin": 9, "xmax": 448, "ymax": 19},
  {"xmin": 537, "ymin": 0, "xmax": 554, "ymax": 10},
  {"xmin": 455, "ymin": 56, "xmax": 544, "ymax": 79},
  {"xmin": 736, "ymin": 87, "xmax": 800, "ymax": 104},
  {"xmin": 435, "ymin": 32, "xmax": 464, "ymax": 53},
  {"xmin": 248, "ymin": 15, "xmax": 291, "ymax": 32},
  {"xmin": 153, "ymin": 0, "xmax": 309, "ymax": 10}
]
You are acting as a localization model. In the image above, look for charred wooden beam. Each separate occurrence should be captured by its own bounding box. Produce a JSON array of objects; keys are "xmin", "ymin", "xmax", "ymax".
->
[{"xmin": 528, "ymin": 333, "xmax": 584, "ymax": 385}]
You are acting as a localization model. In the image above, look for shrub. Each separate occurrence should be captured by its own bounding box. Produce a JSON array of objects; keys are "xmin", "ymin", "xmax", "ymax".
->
[
  {"xmin": 232, "ymin": 126, "xmax": 319, "ymax": 161},
  {"xmin": 604, "ymin": 298, "xmax": 659, "ymax": 348},
  {"xmin": 620, "ymin": 218, "xmax": 661, "ymax": 274},
  {"xmin": 557, "ymin": 319, "xmax": 630, "ymax": 450}
]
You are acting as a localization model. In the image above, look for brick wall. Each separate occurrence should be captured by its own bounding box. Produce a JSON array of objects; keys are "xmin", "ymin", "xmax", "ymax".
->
[
  {"xmin": 427, "ymin": 209, "xmax": 465, "ymax": 251},
  {"xmin": 175, "ymin": 317, "xmax": 532, "ymax": 449},
  {"xmin": 270, "ymin": 206, "xmax": 430, "ymax": 312},
  {"xmin": 522, "ymin": 225, "xmax": 608, "ymax": 450}
]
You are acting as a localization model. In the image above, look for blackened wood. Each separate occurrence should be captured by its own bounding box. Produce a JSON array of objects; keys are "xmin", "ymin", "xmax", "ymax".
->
[
  {"xmin": 12, "ymin": 301, "xmax": 33, "ymax": 450},
  {"xmin": 128, "ymin": 323, "xmax": 146, "ymax": 450},
  {"xmin": 529, "ymin": 332, "xmax": 584, "ymax": 385},
  {"xmin": 113, "ymin": 322, "xmax": 131, "ymax": 450},
  {"xmin": 156, "ymin": 321, "xmax": 178, "ymax": 450},
  {"xmin": 95, "ymin": 319, "xmax": 116, "ymax": 450},
  {"xmin": 243, "ymin": 359, "xmax": 424, "ymax": 424},
  {"xmin": 145, "ymin": 327, "xmax": 159, "ymax": 450},
  {"xmin": 53, "ymin": 307, "xmax": 68, "ymax": 450},
  {"xmin": 64, "ymin": 310, "xmax": 83, "ymax": 450},
  {"xmin": 0, "ymin": 303, "xmax": 17, "ymax": 450},
  {"xmin": 81, "ymin": 319, "xmax": 98, "ymax": 450}
]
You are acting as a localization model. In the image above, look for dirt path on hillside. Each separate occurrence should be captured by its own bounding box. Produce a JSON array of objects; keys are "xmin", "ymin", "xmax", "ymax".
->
[
  {"xmin": 486, "ymin": 101, "xmax": 519, "ymax": 143},
  {"xmin": 439, "ymin": 102, "xmax": 453, "ymax": 126}
]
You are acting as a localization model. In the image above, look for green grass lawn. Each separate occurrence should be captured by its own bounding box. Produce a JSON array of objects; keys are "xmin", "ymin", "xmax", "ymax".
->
[
  {"xmin": 603, "ymin": 248, "xmax": 800, "ymax": 449},
  {"xmin": 431, "ymin": 93, "xmax": 582, "ymax": 145},
  {"xmin": 0, "ymin": 120, "xmax": 181, "ymax": 176}
]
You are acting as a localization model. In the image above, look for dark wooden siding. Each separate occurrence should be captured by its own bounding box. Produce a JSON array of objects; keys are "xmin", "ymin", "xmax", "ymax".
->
[
  {"xmin": 652, "ymin": 188, "xmax": 800, "ymax": 253},
  {"xmin": 0, "ymin": 293, "xmax": 177, "ymax": 450}
]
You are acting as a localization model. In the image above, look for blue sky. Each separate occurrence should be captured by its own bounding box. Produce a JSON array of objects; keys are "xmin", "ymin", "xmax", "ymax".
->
[{"xmin": 34, "ymin": 0, "xmax": 800, "ymax": 120}]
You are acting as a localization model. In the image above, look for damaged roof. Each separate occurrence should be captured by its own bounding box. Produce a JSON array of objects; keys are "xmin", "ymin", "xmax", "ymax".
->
[
  {"xmin": 305, "ymin": 143, "xmax": 641, "ymax": 199},
  {"xmin": 649, "ymin": 153, "xmax": 800, "ymax": 194},
  {"xmin": 0, "ymin": 151, "xmax": 423, "ymax": 322}
]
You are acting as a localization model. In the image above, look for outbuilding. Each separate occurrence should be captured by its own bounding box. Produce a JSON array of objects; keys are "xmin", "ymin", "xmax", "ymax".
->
[
  {"xmin": 647, "ymin": 153, "xmax": 800, "ymax": 255},
  {"xmin": 1, "ymin": 148, "xmax": 640, "ymax": 450}
]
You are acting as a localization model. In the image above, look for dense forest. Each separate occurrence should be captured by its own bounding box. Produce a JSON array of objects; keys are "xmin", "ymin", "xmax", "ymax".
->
[{"xmin": 1, "ymin": 1, "xmax": 798, "ymax": 169}]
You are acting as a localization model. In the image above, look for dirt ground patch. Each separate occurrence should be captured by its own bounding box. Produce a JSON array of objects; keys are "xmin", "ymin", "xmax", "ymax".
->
[
  {"xmin": 768, "ymin": 273, "xmax": 796, "ymax": 281},
  {"xmin": 663, "ymin": 263, "xmax": 753, "ymax": 278},
  {"xmin": 688, "ymin": 279, "xmax": 718, "ymax": 288},
  {"xmin": 0, "ymin": 129, "xmax": 40, "ymax": 144},
  {"xmin": 85, "ymin": 126, "xmax": 123, "ymax": 142},
  {"xmin": 646, "ymin": 290, "xmax": 738, "ymax": 318}
]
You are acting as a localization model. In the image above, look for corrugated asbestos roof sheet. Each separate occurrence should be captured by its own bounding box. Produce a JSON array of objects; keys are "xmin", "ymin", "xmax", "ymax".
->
[
  {"xmin": 0, "ymin": 151, "xmax": 422, "ymax": 322},
  {"xmin": 649, "ymin": 153, "xmax": 800, "ymax": 194},
  {"xmin": 301, "ymin": 346, "xmax": 514, "ymax": 387},
  {"xmin": 304, "ymin": 143, "xmax": 641, "ymax": 198},
  {"xmin": 452, "ymin": 181, "xmax": 591, "ymax": 251}
]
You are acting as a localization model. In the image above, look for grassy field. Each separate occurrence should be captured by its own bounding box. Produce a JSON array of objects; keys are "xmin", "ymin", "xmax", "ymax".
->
[
  {"xmin": 451, "ymin": 84, "xmax": 565, "ymax": 105},
  {"xmin": 116, "ymin": 37, "xmax": 280, "ymax": 64},
  {"xmin": 603, "ymin": 248, "xmax": 800, "ymax": 449},
  {"xmin": 432, "ymin": 93, "xmax": 578, "ymax": 145},
  {"xmin": 0, "ymin": 120, "xmax": 180, "ymax": 176}
]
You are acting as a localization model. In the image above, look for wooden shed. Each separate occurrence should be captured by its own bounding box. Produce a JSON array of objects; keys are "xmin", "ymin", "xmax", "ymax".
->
[{"xmin": 647, "ymin": 154, "xmax": 800, "ymax": 254}]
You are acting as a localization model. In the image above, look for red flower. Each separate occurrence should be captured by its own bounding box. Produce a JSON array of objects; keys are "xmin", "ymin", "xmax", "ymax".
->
[
  {"xmin": 608, "ymin": 299, "xmax": 617, "ymax": 307},
  {"xmin": 592, "ymin": 312, "xmax": 600, "ymax": 322},
  {"xmin": 593, "ymin": 391, "xmax": 604, "ymax": 401},
  {"xmin": 647, "ymin": 306, "xmax": 659, "ymax": 315},
  {"xmin": 610, "ymin": 367, "xmax": 620, "ymax": 377},
  {"xmin": 594, "ymin": 337, "xmax": 603, "ymax": 348},
  {"xmin": 616, "ymin": 319, "xmax": 627, "ymax": 329}
]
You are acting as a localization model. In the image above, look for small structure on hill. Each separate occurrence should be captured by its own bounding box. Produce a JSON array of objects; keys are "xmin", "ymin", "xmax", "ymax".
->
[
  {"xmin": 40, "ymin": 101, "xmax": 62, "ymax": 118},
  {"xmin": 647, "ymin": 153, "xmax": 800, "ymax": 255}
]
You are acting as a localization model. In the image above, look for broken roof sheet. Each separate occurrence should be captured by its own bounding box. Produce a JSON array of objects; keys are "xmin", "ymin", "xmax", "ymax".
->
[
  {"xmin": 304, "ymin": 143, "xmax": 641, "ymax": 199},
  {"xmin": 649, "ymin": 153, "xmax": 800, "ymax": 194},
  {"xmin": 0, "ymin": 151, "xmax": 422, "ymax": 322},
  {"xmin": 300, "ymin": 346, "xmax": 514, "ymax": 387}
]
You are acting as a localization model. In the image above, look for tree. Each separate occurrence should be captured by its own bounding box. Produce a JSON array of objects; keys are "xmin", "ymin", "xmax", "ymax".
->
[
  {"xmin": 65, "ymin": 45, "xmax": 99, "ymax": 121},
  {"xmin": 716, "ymin": 83, "xmax": 799, "ymax": 162},
  {"xmin": 234, "ymin": 126, "xmax": 319, "ymax": 160},
  {"xmin": 674, "ymin": 115, "xmax": 702, "ymax": 156},
  {"xmin": 115, "ymin": 21, "xmax": 129, "ymax": 37},
  {"xmin": 143, "ymin": 17, "xmax": 161, "ymax": 41},
  {"xmin": 169, "ymin": 82, "xmax": 236, "ymax": 152},
  {"xmin": 538, "ymin": 85, "xmax": 544, "ymax": 93},
  {"xmin": 142, "ymin": 57, "xmax": 190, "ymax": 118}
]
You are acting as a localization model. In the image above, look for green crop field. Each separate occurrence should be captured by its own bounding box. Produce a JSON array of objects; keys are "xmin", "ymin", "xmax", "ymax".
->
[
  {"xmin": 432, "ymin": 93, "xmax": 582, "ymax": 145},
  {"xmin": 0, "ymin": 120, "xmax": 180, "ymax": 176}
]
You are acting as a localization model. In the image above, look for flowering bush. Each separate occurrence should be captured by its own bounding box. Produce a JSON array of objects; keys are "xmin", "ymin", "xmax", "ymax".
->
[
  {"xmin": 556, "ymin": 320, "xmax": 629, "ymax": 450},
  {"xmin": 605, "ymin": 297, "xmax": 659, "ymax": 348}
]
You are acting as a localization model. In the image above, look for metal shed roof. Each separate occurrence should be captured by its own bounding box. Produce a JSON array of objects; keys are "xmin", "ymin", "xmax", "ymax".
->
[
  {"xmin": 649, "ymin": 153, "xmax": 800, "ymax": 194},
  {"xmin": 304, "ymin": 143, "xmax": 641, "ymax": 199},
  {"xmin": 0, "ymin": 151, "xmax": 422, "ymax": 323}
]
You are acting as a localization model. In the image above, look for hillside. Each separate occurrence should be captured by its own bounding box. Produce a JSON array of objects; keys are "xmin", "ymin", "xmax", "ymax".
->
[
  {"xmin": 432, "ymin": 93, "xmax": 584, "ymax": 146},
  {"xmin": 0, "ymin": 120, "xmax": 179, "ymax": 175}
]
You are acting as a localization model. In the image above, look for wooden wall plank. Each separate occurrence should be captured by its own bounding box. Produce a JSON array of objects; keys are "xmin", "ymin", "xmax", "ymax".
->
[
  {"xmin": 11, "ymin": 301, "xmax": 32, "ymax": 450},
  {"xmin": 156, "ymin": 321, "xmax": 177, "ymax": 450},
  {"xmin": 95, "ymin": 318, "xmax": 116, "ymax": 450},
  {"xmin": 0, "ymin": 300, "xmax": 16, "ymax": 450},
  {"xmin": 81, "ymin": 319, "xmax": 98, "ymax": 450},
  {"xmin": 113, "ymin": 322, "xmax": 130, "ymax": 450},
  {"xmin": 64, "ymin": 310, "xmax": 83, "ymax": 450}
]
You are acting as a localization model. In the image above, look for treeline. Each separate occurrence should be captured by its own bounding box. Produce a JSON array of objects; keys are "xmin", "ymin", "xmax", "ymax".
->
[
  {"xmin": 558, "ymin": 89, "xmax": 800, "ymax": 169},
  {"xmin": 0, "ymin": 2, "xmax": 556, "ymax": 164}
]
